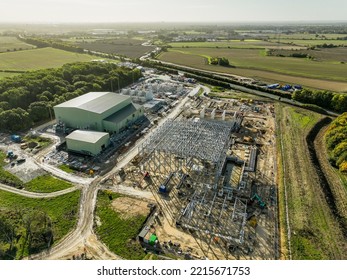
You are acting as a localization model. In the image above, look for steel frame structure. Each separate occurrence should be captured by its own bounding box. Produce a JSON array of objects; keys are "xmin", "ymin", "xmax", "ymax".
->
[{"xmin": 139, "ymin": 118, "xmax": 247, "ymax": 244}]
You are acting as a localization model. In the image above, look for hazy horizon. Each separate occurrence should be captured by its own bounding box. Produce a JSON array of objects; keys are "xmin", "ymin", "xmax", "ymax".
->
[{"xmin": 1, "ymin": 0, "xmax": 346, "ymax": 24}]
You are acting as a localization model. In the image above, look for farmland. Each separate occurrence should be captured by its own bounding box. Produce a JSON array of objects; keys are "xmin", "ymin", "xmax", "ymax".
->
[
  {"xmin": 169, "ymin": 40, "xmax": 305, "ymax": 50},
  {"xmin": 0, "ymin": 36, "xmax": 36, "ymax": 53},
  {"xmin": 75, "ymin": 38, "xmax": 155, "ymax": 58},
  {"xmin": 268, "ymin": 39, "xmax": 347, "ymax": 47},
  {"xmin": 0, "ymin": 47, "xmax": 102, "ymax": 72},
  {"xmin": 0, "ymin": 189, "xmax": 80, "ymax": 259},
  {"xmin": 158, "ymin": 47, "xmax": 347, "ymax": 91},
  {"xmin": 276, "ymin": 105, "xmax": 347, "ymax": 259}
]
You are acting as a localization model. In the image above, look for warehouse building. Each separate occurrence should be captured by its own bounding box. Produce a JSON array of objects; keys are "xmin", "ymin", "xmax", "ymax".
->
[
  {"xmin": 65, "ymin": 130, "xmax": 110, "ymax": 156},
  {"xmin": 54, "ymin": 92, "xmax": 144, "ymax": 134}
]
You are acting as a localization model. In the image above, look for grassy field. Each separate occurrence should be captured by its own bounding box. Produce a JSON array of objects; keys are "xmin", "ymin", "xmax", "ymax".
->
[
  {"xmin": 0, "ymin": 189, "xmax": 80, "ymax": 259},
  {"xmin": 276, "ymin": 105, "xmax": 346, "ymax": 259},
  {"xmin": 0, "ymin": 47, "xmax": 101, "ymax": 71},
  {"xmin": 24, "ymin": 174, "xmax": 73, "ymax": 193},
  {"xmin": 158, "ymin": 48, "xmax": 347, "ymax": 92},
  {"xmin": 0, "ymin": 36, "xmax": 36, "ymax": 53},
  {"xmin": 58, "ymin": 164, "xmax": 75, "ymax": 174},
  {"xmin": 94, "ymin": 191, "xmax": 147, "ymax": 260}
]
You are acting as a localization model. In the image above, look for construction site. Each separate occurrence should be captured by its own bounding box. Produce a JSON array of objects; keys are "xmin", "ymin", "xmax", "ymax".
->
[{"xmin": 108, "ymin": 93, "xmax": 278, "ymax": 260}]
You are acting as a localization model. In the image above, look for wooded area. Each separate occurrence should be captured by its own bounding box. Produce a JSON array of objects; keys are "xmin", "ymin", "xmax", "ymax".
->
[{"xmin": 0, "ymin": 62, "xmax": 141, "ymax": 132}]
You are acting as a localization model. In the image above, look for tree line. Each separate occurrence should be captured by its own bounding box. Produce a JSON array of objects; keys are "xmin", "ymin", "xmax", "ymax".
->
[
  {"xmin": 0, "ymin": 62, "xmax": 142, "ymax": 132},
  {"xmin": 19, "ymin": 37, "xmax": 85, "ymax": 53},
  {"xmin": 325, "ymin": 113, "xmax": 347, "ymax": 173},
  {"xmin": 292, "ymin": 89, "xmax": 347, "ymax": 113}
]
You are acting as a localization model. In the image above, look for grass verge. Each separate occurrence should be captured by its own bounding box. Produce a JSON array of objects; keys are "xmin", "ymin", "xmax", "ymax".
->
[
  {"xmin": 24, "ymin": 174, "xmax": 73, "ymax": 193},
  {"xmin": 94, "ymin": 191, "xmax": 147, "ymax": 260},
  {"xmin": 276, "ymin": 104, "xmax": 346, "ymax": 259}
]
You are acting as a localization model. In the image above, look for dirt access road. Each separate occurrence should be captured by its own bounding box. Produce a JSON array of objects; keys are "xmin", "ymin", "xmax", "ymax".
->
[{"xmin": 28, "ymin": 86, "xmax": 196, "ymax": 259}]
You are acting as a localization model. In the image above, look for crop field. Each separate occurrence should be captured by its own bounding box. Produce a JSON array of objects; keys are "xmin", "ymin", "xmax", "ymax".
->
[
  {"xmin": 276, "ymin": 105, "xmax": 346, "ymax": 259},
  {"xmin": 24, "ymin": 174, "xmax": 73, "ymax": 193},
  {"xmin": 264, "ymin": 33, "xmax": 347, "ymax": 40},
  {"xmin": 0, "ymin": 47, "xmax": 101, "ymax": 71},
  {"xmin": 94, "ymin": 191, "xmax": 147, "ymax": 260},
  {"xmin": 0, "ymin": 36, "xmax": 36, "ymax": 53},
  {"xmin": 269, "ymin": 39, "xmax": 347, "ymax": 47},
  {"xmin": 270, "ymin": 47, "xmax": 347, "ymax": 63},
  {"xmin": 76, "ymin": 38, "xmax": 155, "ymax": 58},
  {"xmin": 158, "ymin": 48, "xmax": 347, "ymax": 91},
  {"xmin": 169, "ymin": 40, "xmax": 304, "ymax": 49},
  {"xmin": 0, "ymin": 189, "xmax": 80, "ymax": 259}
]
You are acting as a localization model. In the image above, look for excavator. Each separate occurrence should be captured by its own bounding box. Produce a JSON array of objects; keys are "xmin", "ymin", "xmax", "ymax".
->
[{"xmin": 250, "ymin": 193, "xmax": 266, "ymax": 209}]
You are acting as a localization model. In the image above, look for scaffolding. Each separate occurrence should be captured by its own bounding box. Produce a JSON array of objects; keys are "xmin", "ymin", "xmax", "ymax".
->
[
  {"xmin": 139, "ymin": 118, "xmax": 248, "ymax": 244},
  {"xmin": 139, "ymin": 118, "xmax": 236, "ymax": 184}
]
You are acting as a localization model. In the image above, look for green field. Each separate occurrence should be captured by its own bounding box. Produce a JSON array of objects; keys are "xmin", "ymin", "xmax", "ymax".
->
[
  {"xmin": 158, "ymin": 48, "xmax": 347, "ymax": 92},
  {"xmin": 265, "ymin": 33, "xmax": 347, "ymax": 40},
  {"xmin": 169, "ymin": 40, "xmax": 304, "ymax": 50},
  {"xmin": 24, "ymin": 175, "xmax": 73, "ymax": 193},
  {"xmin": 269, "ymin": 39, "xmax": 347, "ymax": 47},
  {"xmin": 0, "ymin": 36, "xmax": 36, "ymax": 53},
  {"xmin": 0, "ymin": 47, "xmax": 102, "ymax": 71},
  {"xmin": 0, "ymin": 189, "xmax": 80, "ymax": 259},
  {"xmin": 94, "ymin": 191, "xmax": 147, "ymax": 260},
  {"xmin": 276, "ymin": 105, "xmax": 346, "ymax": 259}
]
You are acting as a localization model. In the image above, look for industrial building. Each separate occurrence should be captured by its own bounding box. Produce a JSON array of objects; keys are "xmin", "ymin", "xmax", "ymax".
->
[
  {"xmin": 54, "ymin": 92, "xmax": 144, "ymax": 134},
  {"xmin": 65, "ymin": 130, "xmax": 110, "ymax": 156}
]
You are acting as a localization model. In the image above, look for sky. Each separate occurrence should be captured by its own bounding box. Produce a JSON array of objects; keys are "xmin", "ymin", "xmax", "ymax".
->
[{"xmin": 1, "ymin": 0, "xmax": 346, "ymax": 23}]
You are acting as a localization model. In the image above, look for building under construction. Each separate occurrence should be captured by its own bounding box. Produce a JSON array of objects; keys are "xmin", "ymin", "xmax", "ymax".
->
[{"xmin": 139, "ymin": 117, "xmax": 248, "ymax": 244}]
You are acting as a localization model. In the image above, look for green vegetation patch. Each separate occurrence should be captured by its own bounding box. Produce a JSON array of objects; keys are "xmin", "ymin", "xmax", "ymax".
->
[
  {"xmin": 58, "ymin": 164, "xmax": 75, "ymax": 174},
  {"xmin": 24, "ymin": 174, "xmax": 73, "ymax": 193},
  {"xmin": 325, "ymin": 112, "xmax": 347, "ymax": 172},
  {"xmin": 0, "ymin": 36, "xmax": 35, "ymax": 53},
  {"xmin": 94, "ymin": 191, "xmax": 147, "ymax": 260},
  {"xmin": 0, "ymin": 47, "xmax": 100, "ymax": 71},
  {"xmin": 276, "ymin": 105, "xmax": 346, "ymax": 259},
  {"xmin": 0, "ymin": 189, "xmax": 80, "ymax": 259}
]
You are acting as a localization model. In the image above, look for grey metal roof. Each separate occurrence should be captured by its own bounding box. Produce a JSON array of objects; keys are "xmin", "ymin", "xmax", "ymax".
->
[
  {"xmin": 66, "ymin": 130, "xmax": 109, "ymax": 143},
  {"xmin": 103, "ymin": 103, "xmax": 142, "ymax": 123},
  {"xmin": 54, "ymin": 92, "xmax": 131, "ymax": 114}
]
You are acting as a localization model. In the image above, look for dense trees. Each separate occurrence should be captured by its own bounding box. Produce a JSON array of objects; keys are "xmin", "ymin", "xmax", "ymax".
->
[
  {"xmin": 210, "ymin": 57, "xmax": 230, "ymax": 66},
  {"xmin": 325, "ymin": 113, "xmax": 347, "ymax": 172},
  {"xmin": 0, "ymin": 62, "xmax": 142, "ymax": 132},
  {"xmin": 292, "ymin": 89, "xmax": 347, "ymax": 113},
  {"xmin": 0, "ymin": 210, "xmax": 53, "ymax": 259}
]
